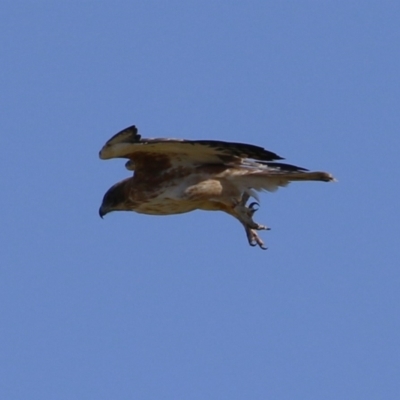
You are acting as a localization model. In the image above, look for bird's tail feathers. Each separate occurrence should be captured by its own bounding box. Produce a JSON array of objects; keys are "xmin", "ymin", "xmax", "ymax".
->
[{"xmin": 234, "ymin": 170, "xmax": 336, "ymax": 195}]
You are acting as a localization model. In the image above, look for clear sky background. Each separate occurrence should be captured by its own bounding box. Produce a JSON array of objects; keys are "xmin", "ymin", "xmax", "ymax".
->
[{"xmin": 1, "ymin": 2, "xmax": 399, "ymax": 399}]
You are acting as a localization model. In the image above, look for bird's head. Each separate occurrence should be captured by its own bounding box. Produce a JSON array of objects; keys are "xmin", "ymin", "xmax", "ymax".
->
[{"xmin": 99, "ymin": 178, "xmax": 130, "ymax": 218}]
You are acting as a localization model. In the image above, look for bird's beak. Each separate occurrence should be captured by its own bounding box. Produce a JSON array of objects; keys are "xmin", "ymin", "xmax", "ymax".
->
[{"xmin": 99, "ymin": 205, "xmax": 106, "ymax": 219}]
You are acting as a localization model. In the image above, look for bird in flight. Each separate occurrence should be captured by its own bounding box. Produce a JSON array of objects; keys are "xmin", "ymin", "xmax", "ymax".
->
[{"xmin": 99, "ymin": 125, "xmax": 334, "ymax": 249}]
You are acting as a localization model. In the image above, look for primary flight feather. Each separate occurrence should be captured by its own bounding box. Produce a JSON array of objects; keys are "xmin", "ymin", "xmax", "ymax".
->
[{"xmin": 99, "ymin": 125, "xmax": 335, "ymax": 249}]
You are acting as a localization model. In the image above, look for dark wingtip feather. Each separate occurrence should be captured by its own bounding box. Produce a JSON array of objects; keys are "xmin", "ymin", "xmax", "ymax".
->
[
  {"xmin": 105, "ymin": 125, "xmax": 141, "ymax": 146},
  {"xmin": 194, "ymin": 140, "xmax": 284, "ymax": 162}
]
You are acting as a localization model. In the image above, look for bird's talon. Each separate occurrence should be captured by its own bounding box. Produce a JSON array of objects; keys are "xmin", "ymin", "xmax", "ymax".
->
[
  {"xmin": 245, "ymin": 228, "xmax": 268, "ymax": 250},
  {"xmin": 249, "ymin": 202, "xmax": 260, "ymax": 211}
]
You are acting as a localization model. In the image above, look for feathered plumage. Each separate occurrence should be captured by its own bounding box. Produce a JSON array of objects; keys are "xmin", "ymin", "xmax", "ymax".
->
[{"xmin": 99, "ymin": 125, "xmax": 335, "ymax": 249}]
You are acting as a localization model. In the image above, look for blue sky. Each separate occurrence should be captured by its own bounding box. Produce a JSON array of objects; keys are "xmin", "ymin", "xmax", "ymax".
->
[{"xmin": 1, "ymin": 2, "xmax": 399, "ymax": 399}]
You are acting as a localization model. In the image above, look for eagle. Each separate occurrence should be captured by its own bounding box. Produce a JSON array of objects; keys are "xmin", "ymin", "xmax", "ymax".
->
[{"xmin": 99, "ymin": 125, "xmax": 334, "ymax": 249}]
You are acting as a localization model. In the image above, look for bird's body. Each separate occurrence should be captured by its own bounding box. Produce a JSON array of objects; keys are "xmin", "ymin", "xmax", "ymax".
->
[{"xmin": 99, "ymin": 125, "xmax": 335, "ymax": 249}]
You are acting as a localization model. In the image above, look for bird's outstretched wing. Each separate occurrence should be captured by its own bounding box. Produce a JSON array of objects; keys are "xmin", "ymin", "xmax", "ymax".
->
[
  {"xmin": 99, "ymin": 125, "xmax": 285, "ymax": 173},
  {"xmin": 99, "ymin": 125, "xmax": 335, "ymax": 250}
]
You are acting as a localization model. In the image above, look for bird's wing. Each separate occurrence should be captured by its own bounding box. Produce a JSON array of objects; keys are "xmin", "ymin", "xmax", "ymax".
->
[{"xmin": 99, "ymin": 125, "xmax": 284, "ymax": 172}]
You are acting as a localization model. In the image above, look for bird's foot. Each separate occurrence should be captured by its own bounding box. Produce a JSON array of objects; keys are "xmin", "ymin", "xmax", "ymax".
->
[
  {"xmin": 245, "ymin": 227, "xmax": 268, "ymax": 250},
  {"xmin": 234, "ymin": 201, "xmax": 270, "ymax": 231},
  {"xmin": 233, "ymin": 200, "xmax": 270, "ymax": 249}
]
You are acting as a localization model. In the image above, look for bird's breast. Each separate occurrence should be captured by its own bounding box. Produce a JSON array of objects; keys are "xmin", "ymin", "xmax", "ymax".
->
[{"xmin": 132, "ymin": 197, "xmax": 199, "ymax": 215}]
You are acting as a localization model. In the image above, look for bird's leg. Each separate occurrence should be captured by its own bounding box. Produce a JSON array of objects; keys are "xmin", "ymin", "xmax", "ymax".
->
[
  {"xmin": 232, "ymin": 198, "xmax": 270, "ymax": 250},
  {"xmin": 239, "ymin": 192, "xmax": 250, "ymax": 206}
]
